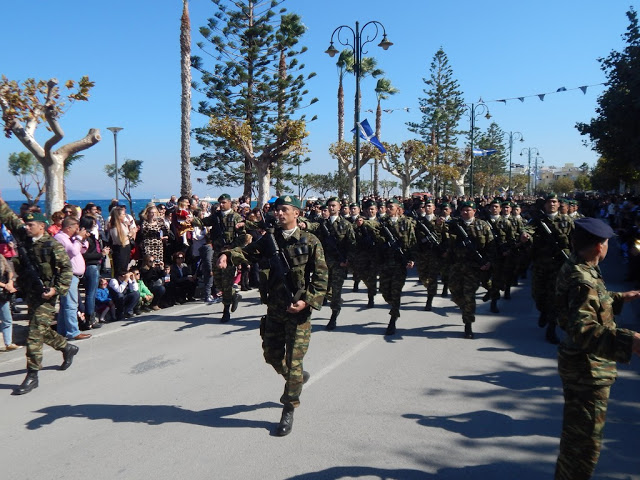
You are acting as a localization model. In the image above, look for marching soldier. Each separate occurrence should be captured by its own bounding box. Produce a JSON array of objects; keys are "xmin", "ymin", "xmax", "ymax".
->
[
  {"xmin": 438, "ymin": 201, "xmax": 453, "ymax": 297},
  {"xmin": 203, "ymin": 193, "xmax": 246, "ymax": 323},
  {"xmin": 376, "ymin": 198, "xmax": 416, "ymax": 336},
  {"xmin": 510, "ymin": 202, "xmax": 531, "ymax": 283},
  {"xmin": 413, "ymin": 199, "xmax": 444, "ymax": 311},
  {"xmin": 352, "ymin": 199, "xmax": 381, "ymax": 308},
  {"xmin": 521, "ymin": 193, "xmax": 574, "ymax": 344},
  {"xmin": 0, "ymin": 195, "xmax": 79, "ymax": 395},
  {"xmin": 444, "ymin": 201, "xmax": 496, "ymax": 339},
  {"xmin": 217, "ymin": 195, "xmax": 328, "ymax": 436},
  {"xmin": 485, "ymin": 198, "xmax": 517, "ymax": 312},
  {"xmin": 304, "ymin": 197, "xmax": 356, "ymax": 331}
]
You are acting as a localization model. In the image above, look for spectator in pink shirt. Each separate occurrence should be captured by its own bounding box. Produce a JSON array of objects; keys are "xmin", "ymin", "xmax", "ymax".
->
[{"xmin": 54, "ymin": 217, "xmax": 91, "ymax": 341}]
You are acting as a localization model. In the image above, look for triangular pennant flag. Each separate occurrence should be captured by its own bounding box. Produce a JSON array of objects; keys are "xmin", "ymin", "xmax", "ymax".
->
[
  {"xmin": 556, "ymin": 87, "xmax": 567, "ymax": 92},
  {"xmin": 538, "ymin": 94, "xmax": 545, "ymax": 101},
  {"xmin": 498, "ymin": 100, "xmax": 507, "ymax": 104},
  {"xmin": 350, "ymin": 119, "xmax": 387, "ymax": 154},
  {"xmin": 518, "ymin": 97, "xmax": 525, "ymax": 102},
  {"xmin": 579, "ymin": 86, "xmax": 588, "ymax": 94}
]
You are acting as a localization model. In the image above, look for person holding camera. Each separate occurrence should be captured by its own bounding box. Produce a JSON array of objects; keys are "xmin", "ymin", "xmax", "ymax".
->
[
  {"xmin": 108, "ymin": 270, "xmax": 140, "ymax": 320},
  {"xmin": 140, "ymin": 254, "xmax": 166, "ymax": 309},
  {"xmin": 0, "ymin": 194, "xmax": 80, "ymax": 395}
]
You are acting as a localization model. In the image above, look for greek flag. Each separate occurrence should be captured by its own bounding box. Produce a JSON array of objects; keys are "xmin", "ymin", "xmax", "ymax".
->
[
  {"xmin": 351, "ymin": 119, "xmax": 387, "ymax": 154},
  {"xmin": 473, "ymin": 148, "xmax": 497, "ymax": 157}
]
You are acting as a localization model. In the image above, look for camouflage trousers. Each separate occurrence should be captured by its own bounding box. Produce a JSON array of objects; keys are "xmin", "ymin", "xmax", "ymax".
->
[
  {"xmin": 532, "ymin": 261, "xmax": 562, "ymax": 324},
  {"xmin": 555, "ymin": 383, "xmax": 611, "ymax": 480},
  {"xmin": 27, "ymin": 299, "xmax": 68, "ymax": 371},
  {"xmin": 415, "ymin": 250, "xmax": 440, "ymax": 296},
  {"xmin": 262, "ymin": 306, "xmax": 311, "ymax": 408},
  {"xmin": 213, "ymin": 263, "xmax": 237, "ymax": 306},
  {"xmin": 378, "ymin": 261, "xmax": 407, "ymax": 318},
  {"xmin": 448, "ymin": 263, "xmax": 482, "ymax": 324},
  {"xmin": 351, "ymin": 251, "xmax": 378, "ymax": 296},
  {"xmin": 489, "ymin": 256, "xmax": 511, "ymax": 300},
  {"xmin": 327, "ymin": 263, "xmax": 347, "ymax": 312}
]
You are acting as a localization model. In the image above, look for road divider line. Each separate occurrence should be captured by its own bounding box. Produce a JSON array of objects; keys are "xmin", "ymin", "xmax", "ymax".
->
[{"xmin": 305, "ymin": 337, "xmax": 377, "ymax": 388}]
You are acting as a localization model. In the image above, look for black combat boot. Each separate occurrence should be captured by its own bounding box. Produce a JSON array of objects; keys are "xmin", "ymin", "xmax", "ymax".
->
[
  {"xmin": 221, "ymin": 304, "xmax": 231, "ymax": 323},
  {"xmin": 367, "ymin": 294, "xmax": 374, "ymax": 308},
  {"xmin": 538, "ymin": 312, "xmax": 548, "ymax": 328},
  {"xmin": 464, "ymin": 323, "xmax": 474, "ymax": 339},
  {"xmin": 326, "ymin": 311, "xmax": 338, "ymax": 331},
  {"xmin": 425, "ymin": 295, "xmax": 434, "ymax": 311},
  {"xmin": 14, "ymin": 370, "xmax": 39, "ymax": 395},
  {"xmin": 441, "ymin": 284, "xmax": 449, "ymax": 297},
  {"xmin": 353, "ymin": 281, "xmax": 360, "ymax": 292},
  {"xmin": 482, "ymin": 291, "xmax": 491, "ymax": 302},
  {"xmin": 276, "ymin": 404, "xmax": 295, "ymax": 436},
  {"xmin": 546, "ymin": 324, "xmax": 560, "ymax": 344},
  {"xmin": 504, "ymin": 287, "xmax": 511, "ymax": 300},
  {"xmin": 384, "ymin": 316, "xmax": 397, "ymax": 336},
  {"xmin": 241, "ymin": 269, "xmax": 251, "ymax": 291},
  {"xmin": 490, "ymin": 299, "xmax": 499, "ymax": 314},
  {"xmin": 231, "ymin": 292, "xmax": 241, "ymax": 313},
  {"xmin": 60, "ymin": 343, "xmax": 79, "ymax": 370}
]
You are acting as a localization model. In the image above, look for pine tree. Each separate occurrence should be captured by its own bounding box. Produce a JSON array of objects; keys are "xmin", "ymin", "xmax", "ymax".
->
[
  {"xmin": 407, "ymin": 48, "xmax": 465, "ymax": 196},
  {"xmin": 475, "ymin": 122, "xmax": 507, "ymax": 195}
]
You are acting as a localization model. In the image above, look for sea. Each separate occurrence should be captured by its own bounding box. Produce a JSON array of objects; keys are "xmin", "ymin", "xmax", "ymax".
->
[{"xmin": 4, "ymin": 199, "xmax": 156, "ymax": 217}]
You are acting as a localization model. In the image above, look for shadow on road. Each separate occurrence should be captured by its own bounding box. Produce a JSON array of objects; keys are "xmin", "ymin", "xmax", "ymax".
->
[{"xmin": 25, "ymin": 401, "xmax": 281, "ymax": 431}]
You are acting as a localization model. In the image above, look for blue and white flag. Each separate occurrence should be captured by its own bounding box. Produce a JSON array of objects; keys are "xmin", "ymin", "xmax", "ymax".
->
[
  {"xmin": 351, "ymin": 119, "xmax": 387, "ymax": 154},
  {"xmin": 472, "ymin": 148, "xmax": 497, "ymax": 157}
]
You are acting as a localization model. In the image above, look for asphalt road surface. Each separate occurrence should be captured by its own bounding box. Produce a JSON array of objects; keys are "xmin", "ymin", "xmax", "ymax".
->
[{"xmin": 1, "ymin": 245, "xmax": 638, "ymax": 480}]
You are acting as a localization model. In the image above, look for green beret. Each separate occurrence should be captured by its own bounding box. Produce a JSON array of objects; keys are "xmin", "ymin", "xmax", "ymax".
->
[
  {"xmin": 439, "ymin": 202, "xmax": 451, "ymax": 209},
  {"xmin": 386, "ymin": 198, "xmax": 401, "ymax": 206},
  {"xmin": 362, "ymin": 199, "xmax": 376, "ymax": 209},
  {"xmin": 349, "ymin": 202, "xmax": 359, "ymax": 208},
  {"xmin": 460, "ymin": 201, "xmax": 477, "ymax": 210},
  {"xmin": 326, "ymin": 196, "xmax": 340, "ymax": 204},
  {"xmin": 218, "ymin": 193, "xmax": 231, "ymax": 202},
  {"xmin": 559, "ymin": 198, "xmax": 568, "ymax": 204},
  {"xmin": 275, "ymin": 195, "xmax": 302, "ymax": 210},
  {"xmin": 545, "ymin": 192, "xmax": 558, "ymax": 201},
  {"xmin": 501, "ymin": 200, "xmax": 512, "ymax": 207},
  {"xmin": 424, "ymin": 198, "xmax": 435, "ymax": 205},
  {"xmin": 489, "ymin": 198, "xmax": 502, "ymax": 205},
  {"xmin": 320, "ymin": 204, "xmax": 329, "ymax": 211},
  {"xmin": 22, "ymin": 212, "xmax": 48, "ymax": 224}
]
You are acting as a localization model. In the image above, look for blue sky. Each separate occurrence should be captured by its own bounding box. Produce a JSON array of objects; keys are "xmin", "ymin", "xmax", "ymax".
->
[{"xmin": 0, "ymin": 0, "xmax": 636, "ymax": 200}]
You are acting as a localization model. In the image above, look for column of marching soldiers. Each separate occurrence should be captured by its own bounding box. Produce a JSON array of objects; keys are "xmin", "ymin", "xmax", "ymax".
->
[{"xmin": 262, "ymin": 193, "xmax": 579, "ymax": 343}]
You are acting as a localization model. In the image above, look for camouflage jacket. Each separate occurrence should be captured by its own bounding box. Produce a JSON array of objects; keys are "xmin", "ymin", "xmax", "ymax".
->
[
  {"xmin": 556, "ymin": 252, "xmax": 635, "ymax": 385},
  {"xmin": 305, "ymin": 217, "xmax": 356, "ymax": 265},
  {"xmin": 444, "ymin": 217, "xmax": 496, "ymax": 266},
  {"xmin": 413, "ymin": 215, "xmax": 444, "ymax": 254},
  {"xmin": 526, "ymin": 212, "xmax": 573, "ymax": 266},
  {"xmin": 486, "ymin": 216, "xmax": 516, "ymax": 255},
  {"xmin": 226, "ymin": 227, "xmax": 328, "ymax": 311},
  {"xmin": 0, "ymin": 201, "xmax": 72, "ymax": 299},
  {"xmin": 203, "ymin": 210, "xmax": 247, "ymax": 251},
  {"xmin": 353, "ymin": 218, "xmax": 379, "ymax": 251},
  {"xmin": 376, "ymin": 215, "xmax": 416, "ymax": 263}
]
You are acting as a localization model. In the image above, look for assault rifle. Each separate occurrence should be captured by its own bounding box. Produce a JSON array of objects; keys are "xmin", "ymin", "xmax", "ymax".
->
[
  {"xmin": 451, "ymin": 220, "xmax": 486, "ymax": 265},
  {"xmin": 535, "ymin": 210, "xmax": 570, "ymax": 261},
  {"xmin": 16, "ymin": 243, "xmax": 49, "ymax": 296},
  {"xmin": 415, "ymin": 218, "xmax": 442, "ymax": 252},
  {"xmin": 319, "ymin": 220, "xmax": 346, "ymax": 263},
  {"xmin": 380, "ymin": 223, "xmax": 405, "ymax": 260},
  {"xmin": 262, "ymin": 228, "xmax": 303, "ymax": 305}
]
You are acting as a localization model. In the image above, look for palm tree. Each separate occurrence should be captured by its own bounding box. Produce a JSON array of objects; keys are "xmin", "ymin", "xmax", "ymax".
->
[
  {"xmin": 336, "ymin": 50, "xmax": 353, "ymax": 142},
  {"xmin": 180, "ymin": 0, "xmax": 192, "ymax": 197},
  {"xmin": 373, "ymin": 77, "xmax": 399, "ymax": 196}
]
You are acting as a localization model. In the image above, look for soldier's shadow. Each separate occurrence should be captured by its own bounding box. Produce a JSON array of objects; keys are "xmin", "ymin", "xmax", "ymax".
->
[
  {"xmin": 25, "ymin": 401, "xmax": 281, "ymax": 431},
  {"xmin": 0, "ymin": 366, "xmax": 60, "ymax": 390}
]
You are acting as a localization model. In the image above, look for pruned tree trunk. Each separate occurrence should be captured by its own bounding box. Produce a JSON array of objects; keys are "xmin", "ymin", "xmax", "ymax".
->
[
  {"xmin": 256, "ymin": 162, "xmax": 271, "ymax": 208},
  {"xmin": 180, "ymin": 0, "xmax": 192, "ymax": 197}
]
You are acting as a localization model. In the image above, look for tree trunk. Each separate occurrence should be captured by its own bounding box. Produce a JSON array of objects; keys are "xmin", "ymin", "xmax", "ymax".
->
[
  {"xmin": 44, "ymin": 154, "xmax": 65, "ymax": 214},
  {"xmin": 180, "ymin": 0, "xmax": 192, "ymax": 198},
  {"xmin": 375, "ymin": 102, "xmax": 382, "ymax": 197},
  {"xmin": 256, "ymin": 162, "xmax": 271, "ymax": 208}
]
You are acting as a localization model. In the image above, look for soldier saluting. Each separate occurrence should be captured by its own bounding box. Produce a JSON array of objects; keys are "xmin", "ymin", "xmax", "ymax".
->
[{"xmin": 0, "ymin": 193, "xmax": 79, "ymax": 395}]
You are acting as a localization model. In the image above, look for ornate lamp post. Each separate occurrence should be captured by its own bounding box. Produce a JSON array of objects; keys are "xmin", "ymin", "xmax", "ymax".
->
[
  {"xmin": 326, "ymin": 21, "xmax": 393, "ymax": 203},
  {"xmin": 520, "ymin": 146, "xmax": 540, "ymax": 196},
  {"xmin": 534, "ymin": 155, "xmax": 544, "ymax": 194},
  {"xmin": 462, "ymin": 100, "xmax": 491, "ymax": 198},
  {"xmin": 107, "ymin": 127, "xmax": 123, "ymax": 200},
  {"xmin": 507, "ymin": 131, "xmax": 524, "ymax": 196}
]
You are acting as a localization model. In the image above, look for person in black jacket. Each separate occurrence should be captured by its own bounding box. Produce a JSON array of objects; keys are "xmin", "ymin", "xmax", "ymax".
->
[
  {"xmin": 80, "ymin": 216, "xmax": 109, "ymax": 330},
  {"xmin": 140, "ymin": 254, "xmax": 167, "ymax": 309}
]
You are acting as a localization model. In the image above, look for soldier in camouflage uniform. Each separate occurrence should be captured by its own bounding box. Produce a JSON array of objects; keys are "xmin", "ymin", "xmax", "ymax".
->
[
  {"xmin": 203, "ymin": 193, "xmax": 246, "ymax": 323},
  {"xmin": 413, "ymin": 199, "xmax": 444, "ymax": 311},
  {"xmin": 304, "ymin": 197, "xmax": 356, "ymax": 330},
  {"xmin": 568, "ymin": 199, "xmax": 585, "ymax": 219},
  {"xmin": 554, "ymin": 218, "xmax": 640, "ymax": 480},
  {"xmin": 485, "ymin": 198, "xmax": 517, "ymax": 313},
  {"xmin": 438, "ymin": 202, "xmax": 453, "ymax": 297},
  {"xmin": 522, "ymin": 193, "xmax": 574, "ymax": 344},
  {"xmin": 0, "ymin": 198, "xmax": 79, "ymax": 395},
  {"xmin": 444, "ymin": 201, "xmax": 496, "ymax": 339},
  {"xmin": 376, "ymin": 198, "xmax": 416, "ymax": 336},
  {"xmin": 510, "ymin": 202, "xmax": 531, "ymax": 284},
  {"xmin": 217, "ymin": 195, "xmax": 328, "ymax": 436},
  {"xmin": 352, "ymin": 199, "xmax": 380, "ymax": 308}
]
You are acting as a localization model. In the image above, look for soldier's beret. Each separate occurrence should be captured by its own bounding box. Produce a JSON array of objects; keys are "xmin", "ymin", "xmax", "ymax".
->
[
  {"xmin": 574, "ymin": 218, "xmax": 615, "ymax": 239},
  {"xmin": 320, "ymin": 204, "xmax": 329, "ymax": 211},
  {"xmin": 326, "ymin": 196, "xmax": 340, "ymax": 204},
  {"xmin": 362, "ymin": 199, "xmax": 376, "ymax": 209},
  {"xmin": 275, "ymin": 195, "xmax": 302, "ymax": 210},
  {"xmin": 349, "ymin": 202, "xmax": 359, "ymax": 208},
  {"xmin": 424, "ymin": 198, "xmax": 435, "ymax": 205},
  {"xmin": 501, "ymin": 200, "xmax": 512, "ymax": 207},
  {"xmin": 386, "ymin": 198, "xmax": 401, "ymax": 206},
  {"xmin": 460, "ymin": 201, "xmax": 476, "ymax": 209},
  {"xmin": 22, "ymin": 212, "xmax": 48, "ymax": 224},
  {"xmin": 218, "ymin": 193, "xmax": 231, "ymax": 202},
  {"xmin": 489, "ymin": 198, "xmax": 502, "ymax": 205},
  {"xmin": 377, "ymin": 201, "xmax": 385, "ymax": 208},
  {"xmin": 545, "ymin": 192, "xmax": 559, "ymax": 201},
  {"xmin": 559, "ymin": 198, "xmax": 568, "ymax": 204},
  {"xmin": 439, "ymin": 202, "xmax": 451, "ymax": 209}
]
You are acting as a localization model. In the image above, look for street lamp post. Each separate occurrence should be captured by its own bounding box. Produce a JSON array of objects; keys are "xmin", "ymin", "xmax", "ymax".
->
[
  {"xmin": 520, "ymin": 147, "xmax": 540, "ymax": 196},
  {"xmin": 462, "ymin": 100, "xmax": 491, "ymax": 198},
  {"xmin": 507, "ymin": 131, "xmax": 524, "ymax": 196},
  {"xmin": 534, "ymin": 156, "xmax": 544, "ymax": 194},
  {"xmin": 107, "ymin": 127, "xmax": 123, "ymax": 200},
  {"xmin": 326, "ymin": 21, "xmax": 393, "ymax": 203}
]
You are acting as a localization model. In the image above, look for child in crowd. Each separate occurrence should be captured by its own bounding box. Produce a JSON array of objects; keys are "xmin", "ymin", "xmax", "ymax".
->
[
  {"xmin": 131, "ymin": 267, "xmax": 154, "ymax": 313},
  {"xmin": 95, "ymin": 277, "xmax": 115, "ymax": 323}
]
